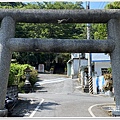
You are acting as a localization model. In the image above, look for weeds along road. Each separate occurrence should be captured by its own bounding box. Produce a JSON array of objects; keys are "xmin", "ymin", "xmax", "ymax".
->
[{"xmin": 12, "ymin": 74, "xmax": 114, "ymax": 117}]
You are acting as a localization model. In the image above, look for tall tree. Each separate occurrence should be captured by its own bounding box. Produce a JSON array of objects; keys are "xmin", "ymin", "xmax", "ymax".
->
[
  {"xmin": 1, "ymin": 2, "xmax": 86, "ymax": 70},
  {"xmin": 92, "ymin": 23, "xmax": 107, "ymax": 40},
  {"xmin": 92, "ymin": 2, "xmax": 120, "ymax": 40},
  {"xmin": 105, "ymin": 1, "xmax": 120, "ymax": 9}
]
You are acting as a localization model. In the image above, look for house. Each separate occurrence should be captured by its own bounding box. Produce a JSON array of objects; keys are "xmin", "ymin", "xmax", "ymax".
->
[
  {"xmin": 91, "ymin": 53, "xmax": 111, "ymax": 76},
  {"xmin": 67, "ymin": 53, "xmax": 88, "ymax": 78},
  {"xmin": 67, "ymin": 53, "xmax": 111, "ymax": 93},
  {"xmin": 91, "ymin": 53, "xmax": 111, "ymax": 94},
  {"xmin": 67, "ymin": 53, "xmax": 111, "ymax": 77}
]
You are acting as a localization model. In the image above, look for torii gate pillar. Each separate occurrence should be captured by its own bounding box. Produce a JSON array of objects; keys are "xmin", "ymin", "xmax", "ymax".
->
[
  {"xmin": 0, "ymin": 16, "xmax": 15, "ymax": 116},
  {"xmin": 108, "ymin": 19, "xmax": 120, "ymax": 116}
]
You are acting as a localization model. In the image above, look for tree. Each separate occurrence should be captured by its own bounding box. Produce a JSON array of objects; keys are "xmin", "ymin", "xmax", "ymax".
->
[
  {"xmin": 105, "ymin": 1, "xmax": 120, "ymax": 9},
  {"xmin": 92, "ymin": 23, "xmax": 107, "ymax": 40},
  {"xmin": 8, "ymin": 63, "xmax": 38, "ymax": 92},
  {"xmin": 14, "ymin": 2, "xmax": 86, "ymax": 70},
  {"xmin": 91, "ymin": 2, "xmax": 120, "ymax": 40},
  {"xmin": 0, "ymin": 2, "xmax": 86, "ymax": 71},
  {"xmin": 0, "ymin": 2, "xmax": 25, "ymax": 8}
]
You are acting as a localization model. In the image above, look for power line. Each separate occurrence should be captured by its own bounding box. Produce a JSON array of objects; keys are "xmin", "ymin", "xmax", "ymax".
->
[
  {"xmin": 98, "ymin": 2, "xmax": 103, "ymax": 9},
  {"xmin": 101, "ymin": 2, "xmax": 106, "ymax": 9}
]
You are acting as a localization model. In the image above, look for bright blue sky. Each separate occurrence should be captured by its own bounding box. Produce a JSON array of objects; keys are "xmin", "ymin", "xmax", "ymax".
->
[{"xmin": 82, "ymin": 1, "xmax": 110, "ymax": 9}]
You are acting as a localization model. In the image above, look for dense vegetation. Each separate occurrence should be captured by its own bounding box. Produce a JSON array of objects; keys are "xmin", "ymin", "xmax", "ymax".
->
[
  {"xmin": 9, "ymin": 2, "xmax": 86, "ymax": 70},
  {"xmin": 8, "ymin": 63, "xmax": 38, "ymax": 92},
  {"xmin": 0, "ymin": 2, "xmax": 113, "ymax": 70}
]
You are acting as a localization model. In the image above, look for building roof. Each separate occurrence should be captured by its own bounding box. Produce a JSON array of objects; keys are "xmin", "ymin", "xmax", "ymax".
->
[
  {"xmin": 69, "ymin": 53, "xmax": 110, "ymax": 63},
  {"xmin": 91, "ymin": 53, "xmax": 110, "ymax": 62}
]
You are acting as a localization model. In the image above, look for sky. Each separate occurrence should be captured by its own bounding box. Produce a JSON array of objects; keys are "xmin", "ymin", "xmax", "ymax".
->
[{"xmin": 82, "ymin": 1, "xmax": 110, "ymax": 9}]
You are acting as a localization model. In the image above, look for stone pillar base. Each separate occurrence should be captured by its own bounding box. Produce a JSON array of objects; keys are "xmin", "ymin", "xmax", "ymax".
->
[
  {"xmin": 0, "ymin": 109, "xmax": 8, "ymax": 117},
  {"xmin": 82, "ymin": 85, "xmax": 89, "ymax": 93}
]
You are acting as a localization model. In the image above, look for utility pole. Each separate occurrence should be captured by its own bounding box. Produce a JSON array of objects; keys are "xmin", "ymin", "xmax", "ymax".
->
[
  {"xmin": 86, "ymin": 1, "xmax": 92, "ymax": 77},
  {"xmin": 78, "ymin": 53, "xmax": 81, "ymax": 81},
  {"xmin": 86, "ymin": 1, "xmax": 93, "ymax": 94}
]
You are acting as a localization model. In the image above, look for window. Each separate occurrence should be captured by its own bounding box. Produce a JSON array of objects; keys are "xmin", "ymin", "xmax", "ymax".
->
[{"xmin": 101, "ymin": 68, "xmax": 109, "ymax": 75}]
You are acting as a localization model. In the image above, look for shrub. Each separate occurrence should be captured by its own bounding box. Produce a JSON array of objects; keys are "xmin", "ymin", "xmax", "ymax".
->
[
  {"xmin": 104, "ymin": 73, "xmax": 112, "ymax": 80},
  {"xmin": 29, "ymin": 69, "xmax": 38, "ymax": 87},
  {"xmin": 103, "ymin": 73, "xmax": 113, "ymax": 92},
  {"xmin": 8, "ymin": 63, "xmax": 38, "ymax": 92},
  {"xmin": 18, "ymin": 81, "xmax": 25, "ymax": 93}
]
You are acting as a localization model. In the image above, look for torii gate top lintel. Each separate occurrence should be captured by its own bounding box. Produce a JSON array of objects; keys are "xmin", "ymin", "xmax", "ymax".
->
[{"xmin": 0, "ymin": 9, "xmax": 120, "ymax": 23}]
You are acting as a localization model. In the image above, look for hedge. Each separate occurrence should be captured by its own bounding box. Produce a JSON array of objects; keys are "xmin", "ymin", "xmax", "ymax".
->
[{"xmin": 8, "ymin": 63, "xmax": 38, "ymax": 92}]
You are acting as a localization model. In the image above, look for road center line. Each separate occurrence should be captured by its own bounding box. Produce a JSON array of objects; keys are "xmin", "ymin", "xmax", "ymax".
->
[{"xmin": 29, "ymin": 98, "xmax": 45, "ymax": 118}]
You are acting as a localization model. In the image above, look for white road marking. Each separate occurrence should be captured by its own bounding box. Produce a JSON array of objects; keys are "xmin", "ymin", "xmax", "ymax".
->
[
  {"xmin": 88, "ymin": 104, "xmax": 97, "ymax": 117},
  {"xmin": 88, "ymin": 103, "xmax": 114, "ymax": 117},
  {"xmin": 35, "ymin": 78, "xmax": 71, "ymax": 85},
  {"xmin": 29, "ymin": 98, "xmax": 45, "ymax": 118}
]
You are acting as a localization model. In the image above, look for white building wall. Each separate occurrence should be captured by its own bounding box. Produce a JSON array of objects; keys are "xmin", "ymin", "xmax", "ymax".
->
[
  {"xmin": 38, "ymin": 64, "xmax": 44, "ymax": 73},
  {"xmin": 72, "ymin": 59, "xmax": 79, "ymax": 77},
  {"xmin": 94, "ymin": 62, "xmax": 111, "ymax": 76},
  {"xmin": 71, "ymin": 60, "xmax": 74, "ymax": 75},
  {"xmin": 71, "ymin": 53, "xmax": 79, "ymax": 59},
  {"xmin": 92, "ymin": 76, "xmax": 97, "ymax": 94},
  {"xmin": 71, "ymin": 58, "xmax": 88, "ymax": 78}
]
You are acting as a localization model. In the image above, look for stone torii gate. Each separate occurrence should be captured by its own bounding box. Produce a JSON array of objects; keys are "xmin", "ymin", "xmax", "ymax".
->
[{"xmin": 0, "ymin": 9, "xmax": 120, "ymax": 116}]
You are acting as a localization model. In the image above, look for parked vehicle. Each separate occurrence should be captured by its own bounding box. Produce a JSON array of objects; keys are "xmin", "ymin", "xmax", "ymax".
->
[
  {"xmin": 5, "ymin": 85, "xmax": 18, "ymax": 116},
  {"xmin": 5, "ymin": 95, "xmax": 18, "ymax": 115}
]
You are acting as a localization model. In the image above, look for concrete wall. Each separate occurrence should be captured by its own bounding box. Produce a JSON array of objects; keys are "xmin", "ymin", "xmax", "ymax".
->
[
  {"xmin": 71, "ymin": 58, "xmax": 88, "ymax": 78},
  {"xmin": 71, "ymin": 59, "xmax": 79, "ymax": 78},
  {"xmin": 67, "ymin": 62, "xmax": 71, "ymax": 77}
]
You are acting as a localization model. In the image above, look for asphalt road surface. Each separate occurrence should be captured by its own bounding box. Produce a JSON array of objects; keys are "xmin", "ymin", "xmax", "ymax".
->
[{"xmin": 11, "ymin": 73, "xmax": 115, "ymax": 118}]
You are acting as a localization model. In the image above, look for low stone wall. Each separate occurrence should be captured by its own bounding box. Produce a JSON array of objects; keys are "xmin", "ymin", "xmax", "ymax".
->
[{"xmin": 6, "ymin": 85, "xmax": 18, "ymax": 98}]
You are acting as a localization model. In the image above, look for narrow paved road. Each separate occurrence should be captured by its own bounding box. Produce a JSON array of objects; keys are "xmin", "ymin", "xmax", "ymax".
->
[{"xmin": 12, "ymin": 74, "xmax": 114, "ymax": 117}]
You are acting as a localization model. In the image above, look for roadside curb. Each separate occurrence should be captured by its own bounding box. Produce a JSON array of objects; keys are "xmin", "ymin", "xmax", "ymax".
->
[
  {"xmin": 101, "ymin": 103, "xmax": 116, "ymax": 117},
  {"xmin": 87, "ymin": 92, "xmax": 115, "ymax": 117},
  {"xmin": 88, "ymin": 103, "xmax": 115, "ymax": 117}
]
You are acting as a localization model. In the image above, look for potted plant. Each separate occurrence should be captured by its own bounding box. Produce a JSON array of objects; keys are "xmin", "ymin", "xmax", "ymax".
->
[
  {"xmin": 102, "ymin": 73, "xmax": 114, "ymax": 97},
  {"xmin": 50, "ymin": 67, "xmax": 54, "ymax": 74}
]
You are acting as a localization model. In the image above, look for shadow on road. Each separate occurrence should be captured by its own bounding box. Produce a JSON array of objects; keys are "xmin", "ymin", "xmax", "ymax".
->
[
  {"xmin": 8, "ymin": 99, "xmax": 39, "ymax": 117},
  {"xmin": 40, "ymin": 102, "xmax": 60, "ymax": 110},
  {"xmin": 8, "ymin": 98, "xmax": 60, "ymax": 117}
]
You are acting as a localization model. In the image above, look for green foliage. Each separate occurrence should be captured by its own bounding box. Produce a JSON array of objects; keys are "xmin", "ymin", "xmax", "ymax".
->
[
  {"xmin": 108, "ymin": 68, "xmax": 112, "ymax": 73},
  {"xmin": 0, "ymin": 2, "xmax": 25, "ymax": 8},
  {"xmin": 8, "ymin": 63, "xmax": 24, "ymax": 86},
  {"xmin": 91, "ymin": 1, "xmax": 120, "ymax": 41},
  {"xmin": 29, "ymin": 68, "xmax": 38, "ymax": 86},
  {"xmin": 11, "ymin": 2, "xmax": 86, "ymax": 70},
  {"xmin": 105, "ymin": 2, "xmax": 120, "ymax": 9},
  {"xmin": 1, "ymin": 2, "xmax": 86, "ymax": 71},
  {"xmin": 8, "ymin": 63, "xmax": 38, "ymax": 91},
  {"xmin": 92, "ymin": 2, "xmax": 120, "ymax": 39},
  {"xmin": 18, "ymin": 81, "xmax": 25, "ymax": 93},
  {"xmin": 92, "ymin": 24, "xmax": 107, "ymax": 40},
  {"xmin": 91, "ymin": 1, "xmax": 120, "ymax": 40},
  {"xmin": 42, "ymin": 2, "xmax": 84, "ymax": 9}
]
